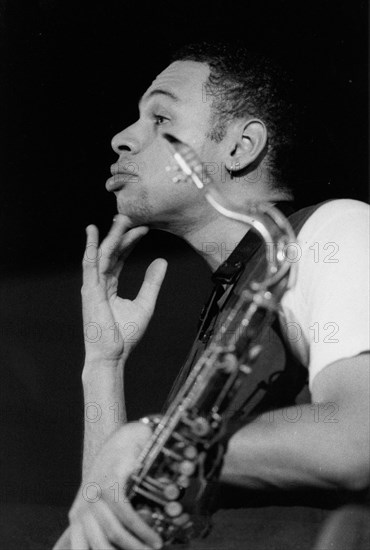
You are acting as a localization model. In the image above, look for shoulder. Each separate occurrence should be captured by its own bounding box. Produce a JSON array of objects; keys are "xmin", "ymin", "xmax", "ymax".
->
[
  {"xmin": 295, "ymin": 199, "xmax": 369, "ymax": 242},
  {"xmin": 283, "ymin": 199, "xmax": 369, "ymax": 267},
  {"xmin": 280, "ymin": 199, "xmax": 369, "ymax": 384},
  {"xmin": 287, "ymin": 198, "xmax": 369, "ymax": 292}
]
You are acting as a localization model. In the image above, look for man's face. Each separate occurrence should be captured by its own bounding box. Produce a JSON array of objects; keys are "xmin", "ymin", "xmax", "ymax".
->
[{"xmin": 107, "ymin": 61, "xmax": 222, "ymax": 229}]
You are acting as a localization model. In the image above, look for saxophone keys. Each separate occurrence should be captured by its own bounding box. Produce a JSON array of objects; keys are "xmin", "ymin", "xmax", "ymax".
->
[
  {"xmin": 220, "ymin": 352, "xmax": 238, "ymax": 373},
  {"xmin": 172, "ymin": 513, "xmax": 191, "ymax": 527},
  {"xmin": 179, "ymin": 460, "xmax": 196, "ymax": 476},
  {"xmin": 183, "ymin": 445, "xmax": 197, "ymax": 460},
  {"xmin": 249, "ymin": 344, "xmax": 262, "ymax": 361},
  {"xmin": 165, "ymin": 501, "xmax": 183, "ymax": 517},
  {"xmin": 163, "ymin": 483, "xmax": 181, "ymax": 500},
  {"xmin": 192, "ymin": 417, "xmax": 210, "ymax": 436},
  {"xmin": 137, "ymin": 506, "xmax": 155, "ymax": 526},
  {"xmin": 177, "ymin": 474, "xmax": 191, "ymax": 488},
  {"xmin": 162, "ymin": 446, "xmax": 183, "ymax": 461},
  {"xmin": 239, "ymin": 364, "xmax": 252, "ymax": 375}
]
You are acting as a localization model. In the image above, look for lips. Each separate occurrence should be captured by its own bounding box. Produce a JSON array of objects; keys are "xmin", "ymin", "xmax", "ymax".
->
[{"xmin": 106, "ymin": 169, "xmax": 139, "ymax": 192}]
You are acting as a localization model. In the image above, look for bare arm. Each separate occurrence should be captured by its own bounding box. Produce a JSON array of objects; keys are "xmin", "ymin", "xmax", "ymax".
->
[
  {"xmin": 221, "ymin": 353, "xmax": 370, "ymax": 492},
  {"xmin": 81, "ymin": 360, "xmax": 126, "ymax": 478},
  {"xmin": 52, "ymin": 217, "xmax": 167, "ymax": 550},
  {"xmin": 80, "ymin": 215, "xmax": 167, "ymax": 479}
]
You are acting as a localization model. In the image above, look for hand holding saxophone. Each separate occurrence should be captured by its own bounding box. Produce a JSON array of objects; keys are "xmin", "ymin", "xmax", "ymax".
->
[{"xmin": 66, "ymin": 422, "xmax": 162, "ymax": 550}]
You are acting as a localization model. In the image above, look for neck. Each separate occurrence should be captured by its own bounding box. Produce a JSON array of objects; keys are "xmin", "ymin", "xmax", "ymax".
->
[
  {"xmin": 180, "ymin": 213, "xmax": 251, "ymax": 272},
  {"xmin": 156, "ymin": 184, "xmax": 291, "ymax": 271},
  {"xmin": 177, "ymin": 193, "xmax": 293, "ymax": 271}
]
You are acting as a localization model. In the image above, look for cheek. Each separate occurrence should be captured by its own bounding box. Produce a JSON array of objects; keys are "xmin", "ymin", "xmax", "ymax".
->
[
  {"xmin": 140, "ymin": 143, "xmax": 201, "ymax": 203},
  {"xmin": 146, "ymin": 157, "xmax": 180, "ymax": 191},
  {"xmin": 142, "ymin": 148, "xmax": 171, "ymax": 182},
  {"xmin": 169, "ymin": 179, "xmax": 202, "ymax": 210}
]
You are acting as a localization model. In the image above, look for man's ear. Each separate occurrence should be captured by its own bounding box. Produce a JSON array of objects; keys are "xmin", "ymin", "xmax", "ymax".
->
[{"xmin": 225, "ymin": 119, "xmax": 267, "ymax": 172}]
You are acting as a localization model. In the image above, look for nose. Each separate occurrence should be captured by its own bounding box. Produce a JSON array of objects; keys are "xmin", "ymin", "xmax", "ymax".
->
[{"xmin": 111, "ymin": 125, "xmax": 140, "ymax": 155}]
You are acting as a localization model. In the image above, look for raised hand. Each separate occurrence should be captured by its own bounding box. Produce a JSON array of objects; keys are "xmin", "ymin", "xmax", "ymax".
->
[{"xmin": 82, "ymin": 214, "xmax": 167, "ymax": 365}]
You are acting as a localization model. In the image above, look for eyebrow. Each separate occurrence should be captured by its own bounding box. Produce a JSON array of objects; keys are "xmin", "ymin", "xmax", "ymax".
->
[{"xmin": 138, "ymin": 88, "xmax": 180, "ymax": 106}]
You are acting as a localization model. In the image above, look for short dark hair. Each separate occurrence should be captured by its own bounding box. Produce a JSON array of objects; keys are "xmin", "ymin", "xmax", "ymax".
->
[{"xmin": 172, "ymin": 41, "xmax": 300, "ymax": 194}]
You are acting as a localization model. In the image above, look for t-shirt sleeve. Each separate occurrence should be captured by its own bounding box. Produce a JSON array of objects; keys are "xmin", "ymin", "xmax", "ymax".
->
[{"xmin": 280, "ymin": 199, "xmax": 370, "ymax": 389}]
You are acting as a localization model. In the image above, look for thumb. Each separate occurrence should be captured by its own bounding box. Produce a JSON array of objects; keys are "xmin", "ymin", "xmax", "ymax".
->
[{"xmin": 135, "ymin": 258, "xmax": 168, "ymax": 313}]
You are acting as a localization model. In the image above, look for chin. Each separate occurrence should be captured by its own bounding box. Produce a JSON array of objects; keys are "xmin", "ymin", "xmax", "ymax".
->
[{"xmin": 117, "ymin": 201, "xmax": 153, "ymax": 225}]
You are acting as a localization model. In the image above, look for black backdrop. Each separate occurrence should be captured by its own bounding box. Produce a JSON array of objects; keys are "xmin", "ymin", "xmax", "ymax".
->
[{"xmin": 0, "ymin": 0, "xmax": 368, "ymax": 514}]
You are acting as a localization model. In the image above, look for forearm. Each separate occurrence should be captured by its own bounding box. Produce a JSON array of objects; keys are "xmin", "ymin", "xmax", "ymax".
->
[
  {"xmin": 82, "ymin": 359, "xmax": 126, "ymax": 480},
  {"xmin": 221, "ymin": 401, "xmax": 369, "ymax": 492}
]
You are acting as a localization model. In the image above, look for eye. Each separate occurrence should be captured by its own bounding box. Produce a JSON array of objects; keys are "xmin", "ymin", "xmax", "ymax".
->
[{"xmin": 153, "ymin": 114, "xmax": 170, "ymax": 126}]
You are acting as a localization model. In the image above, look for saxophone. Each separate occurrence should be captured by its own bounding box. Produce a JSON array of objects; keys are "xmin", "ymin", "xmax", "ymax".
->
[{"xmin": 126, "ymin": 135, "xmax": 296, "ymax": 546}]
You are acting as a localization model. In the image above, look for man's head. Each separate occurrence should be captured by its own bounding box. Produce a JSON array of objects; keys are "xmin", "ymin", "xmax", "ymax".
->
[
  {"xmin": 108, "ymin": 42, "xmax": 297, "ymax": 231},
  {"xmin": 172, "ymin": 41, "xmax": 298, "ymax": 195}
]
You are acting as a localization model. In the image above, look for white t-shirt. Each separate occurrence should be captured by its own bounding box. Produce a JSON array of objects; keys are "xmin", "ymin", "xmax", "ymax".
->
[{"xmin": 279, "ymin": 199, "xmax": 370, "ymax": 388}]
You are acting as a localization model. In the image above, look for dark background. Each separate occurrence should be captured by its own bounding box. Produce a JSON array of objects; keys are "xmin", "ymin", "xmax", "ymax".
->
[{"xmin": 0, "ymin": 0, "xmax": 368, "ymax": 545}]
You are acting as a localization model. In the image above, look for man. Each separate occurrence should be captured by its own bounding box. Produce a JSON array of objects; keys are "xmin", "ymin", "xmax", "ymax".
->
[{"xmin": 54, "ymin": 43, "xmax": 369, "ymax": 549}]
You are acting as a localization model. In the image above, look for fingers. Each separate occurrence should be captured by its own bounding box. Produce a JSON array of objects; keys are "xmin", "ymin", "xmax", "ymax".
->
[
  {"xmin": 111, "ymin": 500, "xmax": 162, "ymax": 549},
  {"xmin": 135, "ymin": 258, "xmax": 168, "ymax": 313},
  {"xmin": 70, "ymin": 521, "xmax": 89, "ymax": 549},
  {"xmin": 94, "ymin": 499, "xmax": 158, "ymax": 550},
  {"xmin": 99, "ymin": 215, "xmax": 149, "ymax": 277},
  {"xmin": 82, "ymin": 225, "xmax": 100, "ymax": 287},
  {"xmin": 81, "ymin": 508, "xmax": 115, "ymax": 550},
  {"xmin": 82, "ymin": 215, "xmax": 149, "ymax": 289},
  {"xmin": 70, "ymin": 500, "xmax": 160, "ymax": 550}
]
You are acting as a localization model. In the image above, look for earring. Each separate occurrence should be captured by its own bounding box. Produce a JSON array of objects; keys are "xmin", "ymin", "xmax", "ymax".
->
[{"xmin": 229, "ymin": 162, "xmax": 240, "ymax": 179}]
